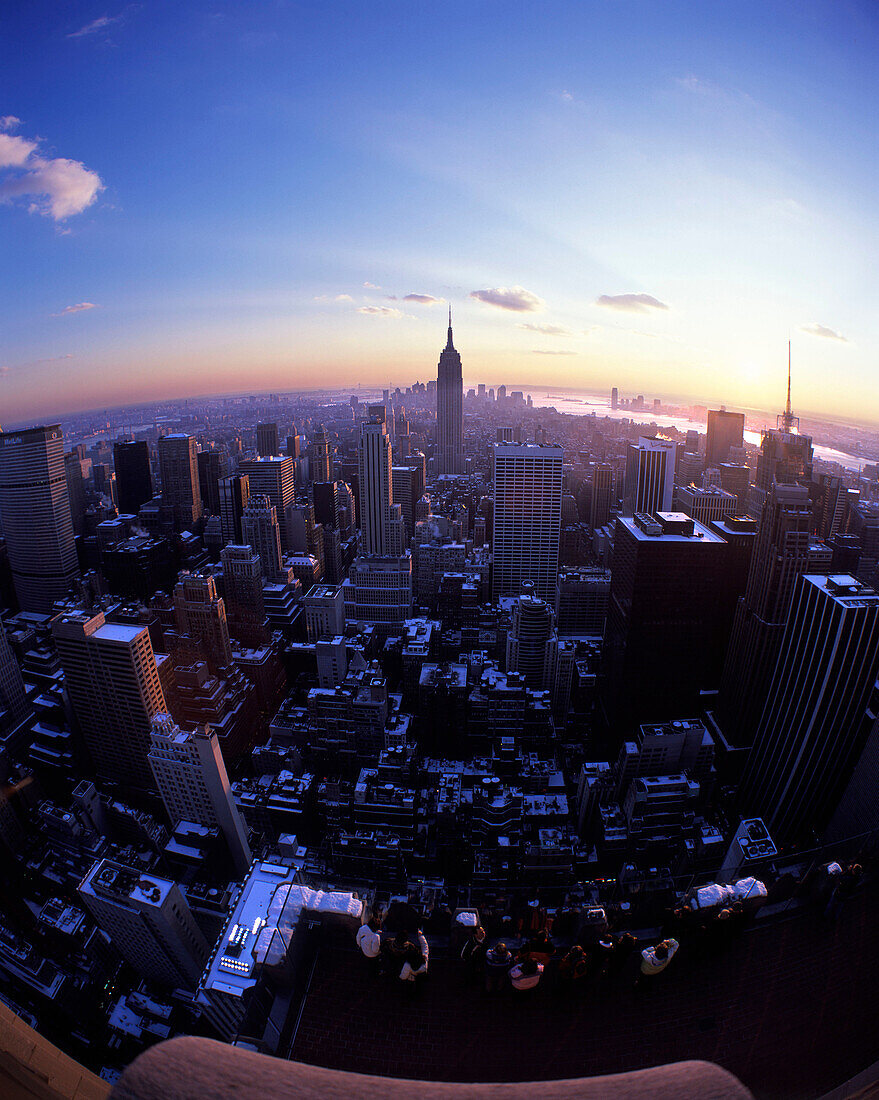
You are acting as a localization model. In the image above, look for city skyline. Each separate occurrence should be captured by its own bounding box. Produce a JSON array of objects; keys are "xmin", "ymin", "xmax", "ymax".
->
[{"xmin": 3, "ymin": 2, "xmax": 879, "ymax": 423}]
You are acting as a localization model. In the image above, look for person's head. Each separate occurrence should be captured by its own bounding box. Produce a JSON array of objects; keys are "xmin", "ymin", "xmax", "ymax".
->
[
  {"xmin": 367, "ymin": 918, "xmax": 380, "ymax": 932},
  {"xmin": 496, "ymin": 942, "xmax": 508, "ymax": 956},
  {"xmin": 618, "ymin": 933, "xmax": 636, "ymax": 947},
  {"xmin": 717, "ymin": 908, "xmax": 731, "ymax": 921},
  {"xmin": 654, "ymin": 942, "xmax": 669, "ymax": 961},
  {"xmin": 474, "ymin": 926, "xmax": 486, "ymax": 942},
  {"xmin": 569, "ymin": 945, "xmax": 584, "ymax": 959},
  {"xmin": 521, "ymin": 957, "xmax": 538, "ymax": 975},
  {"xmin": 395, "ymin": 930, "xmax": 409, "ymax": 947},
  {"xmin": 849, "ymin": 863, "xmax": 863, "ymax": 878}
]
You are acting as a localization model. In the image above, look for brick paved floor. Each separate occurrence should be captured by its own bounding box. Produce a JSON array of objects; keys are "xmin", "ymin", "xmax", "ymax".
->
[{"xmin": 291, "ymin": 881, "xmax": 878, "ymax": 1099}]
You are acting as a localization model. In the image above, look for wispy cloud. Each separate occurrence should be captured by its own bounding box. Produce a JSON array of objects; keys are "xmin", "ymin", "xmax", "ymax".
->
[
  {"xmin": 363, "ymin": 281, "xmax": 380, "ymax": 289},
  {"xmin": 403, "ymin": 293, "xmax": 443, "ymax": 305},
  {"xmin": 0, "ymin": 116, "xmax": 21, "ymax": 133},
  {"xmin": 68, "ymin": 14, "xmax": 123, "ymax": 39},
  {"xmin": 358, "ymin": 305, "xmax": 402, "ymax": 317},
  {"xmin": 532, "ymin": 349, "xmax": 576, "ymax": 355},
  {"xmin": 52, "ymin": 302, "xmax": 98, "ymax": 316},
  {"xmin": 470, "ymin": 285, "xmax": 544, "ymax": 313},
  {"xmin": 595, "ymin": 293, "xmax": 669, "ymax": 314},
  {"xmin": 313, "ymin": 293, "xmax": 353, "ymax": 302},
  {"xmin": 0, "ymin": 126, "xmax": 103, "ymax": 221},
  {"xmin": 518, "ymin": 323, "xmax": 573, "ymax": 336},
  {"xmin": 801, "ymin": 323, "xmax": 848, "ymax": 343}
]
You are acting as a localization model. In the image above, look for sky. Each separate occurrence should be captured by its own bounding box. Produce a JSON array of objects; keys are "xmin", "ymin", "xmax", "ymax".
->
[{"xmin": 1, "ymin": 0, "xmax": 878, "ymax": 425}]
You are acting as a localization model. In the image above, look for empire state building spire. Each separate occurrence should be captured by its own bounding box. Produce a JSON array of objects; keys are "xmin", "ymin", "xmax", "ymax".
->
[{"xmin": 436, "ymin": 310, "xmax": 464, "ymax": 475}]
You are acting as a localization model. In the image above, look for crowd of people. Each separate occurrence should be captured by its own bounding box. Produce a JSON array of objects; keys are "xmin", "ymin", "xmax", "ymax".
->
[{"xmin": 352, "ymin": 858, "xmax": 866, "ymax": 997}]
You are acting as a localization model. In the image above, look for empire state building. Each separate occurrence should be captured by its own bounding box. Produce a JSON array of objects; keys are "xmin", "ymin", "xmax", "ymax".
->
[{"xmin": 436, "ymin": 309, "xmax": 464, "ymax": 475}]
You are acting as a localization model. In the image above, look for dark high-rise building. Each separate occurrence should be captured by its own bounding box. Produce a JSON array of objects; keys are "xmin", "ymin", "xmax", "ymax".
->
[
  {"xmin": 605, "ymin": 512, "xmax": 730, "ymax": 729},
  {"xmin": 64, "ymin": 451, "xmax": 87, "ymax": 535},
  {"xmin": 256, "ymin": 422, "xmax": 279, "ymax": 458},
  {"xmin": 755, "ymin": 348, "xmax": 813, "ymax": 493},
  {"xmin": 589, "ymin": 464, "xmax": 614, "ymax": 531},
  {"xmin": 238, "ymin": 456, "xmax": 296, "ymax": 551},
  {"xmin": 0, "ymin": 426, "xmax": 80, "ymax": 612},
  {"xmin": 313, "ymin": 480, "xmax": 340, "ymax": 530},
  {"xmin": 157, "ymin": 434, "xmax": 202, "ymax": 528},
  {"xmin": 219, "ymin": 474, "xmax": 250, "ymax": 545},
  {"xmin": 197, "ymin": 450, "xmax": 228, "ymax": 517},
  {"xmin": 359, "ymin": 408, "xmax": 405, "ymax": 557},
  {"xmin": 506, "ymin": 584, "xmax": 557, "ymax": 690},
  {"xmin": 435, "ymin": 310, "xmax": 464, "ymax": 475},
  {"xmin": 392, "ymin": 464, "xmax": 425, "ymax": 540},
  {"xmin": 706, "ymin": 410, "xmax": 745, "ymax": 469},
  {"xmin": 0, "ymin": 625, "xmax": 30, "ymax": 738},
  {"xmin": 173, "ymin": 573, "xmax": 234, "ymax": 673},
  {"xmin": 738, "ymin": 574, "xmax": 879, "ymax": 842},
  {"xmin": 114, "ymin": 440, "xmax": 153, "ymax": 517},
  {"xmin": 719, "ymin": 484, "xmax": 812, "ymax": 746}
]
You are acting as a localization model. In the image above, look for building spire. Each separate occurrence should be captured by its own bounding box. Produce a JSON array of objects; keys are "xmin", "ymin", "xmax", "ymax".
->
[
  {"xmin": 780, "ymin": 340, "xmax": 797, "ymax": 432},
  {"xmin": 446, "ymin": 305, "xmax": 454, "ymax": 349}
]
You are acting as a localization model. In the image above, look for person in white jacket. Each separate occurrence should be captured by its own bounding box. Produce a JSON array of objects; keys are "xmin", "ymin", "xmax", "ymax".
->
[
  {"xmin": 356, "ymin": 918, "xmax": 383, "ymax": 975},
  {"xmin": 635, "ymin": 938, "xmax": 679, "ymax": 987}
]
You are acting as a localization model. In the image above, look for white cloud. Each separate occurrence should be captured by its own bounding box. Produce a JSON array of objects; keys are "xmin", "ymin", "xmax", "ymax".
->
[
  {"xmin": 469, "ymin": 285, "xmax": 545, "ymax": 313},
  {"xmin": 595, "ymin": 293, "xmax": 669, "ymax": 314},
  {"xmin": 363, "ymin": 281, "xmax": 380, "ymax": 289},
  {"xmin": 801, "ymin": 323, "xmax": 848, "ymax": 343},
  {"xmin": 358, "ymin": 305, "xmax": 403, "ymax": 317},
  {"xmin": 560, "ymin": 90, "xmax": 574, "ymax": 102},
  {"xmin": 0, "ymin": 126, "xmax": 103, "ymax": 221},
  {"xmin": 68, "ymin": 14, "xmax": 122, "ymax": 39},
  {"xmin": 52, "ymin": 302, "xmax": 99, "ymax": 316},
  {"xmin": 518, "ymin": 323, "xmax": 573, "ymax": 336},
  {"xmin": 0, "ymin": 116, "xmax": 21, "ymax": 133},
  {"xmin": 403, "ymin": 293, "xmax": 443, "ymax": 305},
  {"xmin": 533, "ymin": 349, "xmax": 576, "ymax": 355},
  {"xmin": 335, "ymin": 294, "xmax": 353, "ymax": 302}
]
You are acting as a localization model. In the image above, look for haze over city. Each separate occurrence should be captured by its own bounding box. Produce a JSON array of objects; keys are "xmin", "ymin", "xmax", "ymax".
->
[{"xmin": 3, "ymin": 1, "xmax": 878, "ymax": 423}]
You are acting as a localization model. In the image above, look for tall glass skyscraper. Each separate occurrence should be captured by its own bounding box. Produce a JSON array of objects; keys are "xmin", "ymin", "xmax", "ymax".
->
[{"xmin": 0, "ymin": 425, "xmax": 80, "ymax": 612}]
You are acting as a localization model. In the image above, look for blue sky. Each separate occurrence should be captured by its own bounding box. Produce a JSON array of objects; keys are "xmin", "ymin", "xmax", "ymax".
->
[{"xmin": 2, "ymin": 0, "xmax": 878, "ymax": 423}]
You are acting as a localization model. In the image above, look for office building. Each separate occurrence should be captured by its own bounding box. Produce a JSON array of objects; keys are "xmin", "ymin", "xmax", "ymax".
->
[
  {"xmin": 0, "ymin": 426, "xmax": 80, "ymax": 612},
  {"xmin": 157, "ymin": 434, "xmax": 203, "ymax": 528},
  {"xmin": 304, "ymin": 584, "xmax": 346, "ymax": 642},
  {"xmin": 0, "ymin": 626, "xmax": 30, "ymax": 739},
  {"xmin": 435, "ymin": 310, "xmax": 465, "ymax": 475},
  {"xmin": 238, "ymin": 457, "xmax": 296, "ymax": 551},
  {"xmin": 589, "ymin": 464, "xmax": 614, "ymax": 531},
  {"xmin": 241, "ymin": 496, "xmax": 286, "ymax": 582},
  {"xmin": 342, "ymin": 554, "xmax": 412, "ymax": 634},
  {"xmin": 79, "ymin": 859, "xmax": 209, "ymax": 988},
  {"xmin": 677, "ymin": 485, "xmax": 737, "ymax": 527},
  {"xmin": 555, "ymin": 567, "xmax": 611, "ymax": 637},
  {"xmin": 197, "ymin": 450, "xmax": 228, "ymax": 517},
  {"xmin": 738, "ymin": 574, "xmax": 879, "ymax": 842},
  {"xmin": 492, "ymin": 442, "xmax": 563, "ymax": 602},
  {"xmin": 173, "ymin": 573, "xmax": 233, "ymax": 673},
  {"xmin": 311, "ymin": 425, "xmax": 332, "ymax": 483},
  {"xmin": 506, "ymin": 584, "xmax": 558, "ymax": 690},
  {"xmin": 706, "ymin": 410, "xmax": 745, "ymax": 469},
  {"xmin": 624, "ymin": 437, "xmax": 675, "ymax": 515},
  {"xmin": 114, "ymin": 440, "xmax": 153, "ymax": 517},
  {"xmin": 256, "ymin": 422, "xmax": 279, "ymax": 458},
  {"xmin": 605, "ymin": 512, "xmax": 730, "ymax": 727},
  {"xmin": 719, "ymin": 483, "xmax": 812, "ymax": 746},
  {"xmin": 52, "ymin": 609, "xmax": 167, "ymax": 789},
  {"xmin": 358, "ymin": 407, "xmax": 406, "ymax": 556},
  {"xmin": 219, "ymin": 474, "xmax": 250, "ymax": 546},
  {"xmin": 755, "ymin": 350, "xmax": 813, "ymax": 493},
  {"xmin": 148, "ymin": 714, "xmax": 252, "ymax": 877},
  {"xmin": 392, "ymin": 464, "xmax": 425, "ymax": 539},
  {"xmin": 220, "ymin": 545, "xmax": 265, "ymax": 624}
]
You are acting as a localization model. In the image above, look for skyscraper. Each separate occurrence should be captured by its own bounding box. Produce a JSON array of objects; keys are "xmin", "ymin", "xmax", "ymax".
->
[
  {"xmin": 588, "ymin": 463, "xmax": 614, "ymax": 531},
  {"xmin": 738, "ymin": 574, "xmax": 879, "ymax": 842},
  {"xmin": 506, "ymin": 583, "xmax": 558, "ymax": 690},
  {"xmin": 605, "ymin": 512, "xmax": 730, "ymax": 728},
  {"xmin": 52, "ymin": 609, "xmax": 167, "ymax": 789},
  {"xmin": 311, "ymin": 424, "xmax": 332, "ymax": 483},
  {"xmin": 719, "ymin": 483, "xmax": 813, "ymax": 746},
  {"xmin": 623, "ymin": 437, "xmax": 675, "ymax": 515},
  {"xmin": 706, "ymin": 410, "xmax": 745, "ymax": 469},
  {"xmin": 114, "ymin": 440, "xmax": 153, "ymax": 516},
  {"xmin": 0, "ymin": 626, "xmax": 30, "ymax": 739},
  {"xmin": 492, "ymin": 442, "xmax": 563, "ymax": 602},
  {"xmin": 435, "ymin": 310, "xmax": 464, "ymax": 475},
  {"xmin": 0, "ymin": 426, "xmax": 80, "ymax": 612},
  {"xmin": 197, "ymin": 449, "xmax": 228, "ymax": 516},
  {"xmin": 256, "ymin": 422, "xmax": 279, "ymax": 457},
  {"xmin": 148, "ymin": 714, "xmax": 252, "ymax": 877},
  {"xmin": 157, "ymin": 433, "xmax": 203, "ymax": 528},
  {"xmin": 241, "ymin": 496, "xmax": 286, "ymax": 581},
  {"xmin": 237, "ymin": 456, "xmax": 296, "ymax": 550},
  {"xmin": 79, "ymin": 859, "xmax": 209, "ymax": 988},
  {"xmin": 358, "ymin": 407, "xmax": 405, "ymax": 556},
  {"xmin": 172, "ymin": 573, "xmax": 234, "ymax": 673},
  {"xmin": 219, "ymin": 473, "xmax": 250, "ymax": 545},
  {"xmin": 755, "ymin": 347, "xmax": 813, "ymax": 494}
]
